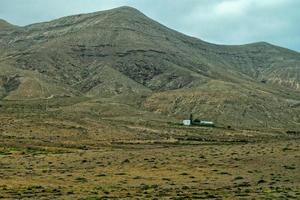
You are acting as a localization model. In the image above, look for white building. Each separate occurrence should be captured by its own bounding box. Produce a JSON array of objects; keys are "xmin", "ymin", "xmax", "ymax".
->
[
  {"xmin": 200, "ymin": 121, "xmax": 214, "ymax": 127},
  {"xmin": 183, "ymin": 120, "xmax": 191, "ymax": 126}
]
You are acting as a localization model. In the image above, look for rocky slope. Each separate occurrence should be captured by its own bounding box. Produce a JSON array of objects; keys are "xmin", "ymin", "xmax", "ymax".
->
[{"xmin": 0, "ymin": 6, "xmax": 299, "ymax": 129}]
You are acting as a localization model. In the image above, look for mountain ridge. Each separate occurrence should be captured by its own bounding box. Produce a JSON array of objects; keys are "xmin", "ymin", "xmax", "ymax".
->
[
  {"xmin": 1, "ymin": 6, "xmax": 299, "ymax": 53},
  {"xmin": 0, "ymin": 6, "xmax": 299, "ymax": 129},
  {"xmin": 0, "ymin": 19, "xmax": 17, "ymax": 29}
]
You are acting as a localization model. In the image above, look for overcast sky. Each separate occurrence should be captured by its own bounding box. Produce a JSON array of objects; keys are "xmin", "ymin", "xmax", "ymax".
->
[{"xmin": 0, "ymin": 0, "xmax": 299, "ymax": 51}]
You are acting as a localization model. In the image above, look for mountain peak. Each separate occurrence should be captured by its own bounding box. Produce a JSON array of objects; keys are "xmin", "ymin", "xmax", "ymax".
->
[
  {"xmin": 85, "ymin": 6, "xmax": 144, "ymax": 17},
  {"xmin": 113, "ymin": 6, "xmax": 140, "ymax": 11},
  {"xmin": 102, "ymin": 6, "xmax": 146, "ymax": 19}
]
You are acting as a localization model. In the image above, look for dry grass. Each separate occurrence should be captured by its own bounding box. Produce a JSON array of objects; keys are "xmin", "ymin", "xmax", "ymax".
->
[
  {"xmin": 0, "ymin": 140, "xmax": 299, "ymax": 199},
  {"xmin": 0, "ymin": 99, "xmax": 299, "ymax": 199}
]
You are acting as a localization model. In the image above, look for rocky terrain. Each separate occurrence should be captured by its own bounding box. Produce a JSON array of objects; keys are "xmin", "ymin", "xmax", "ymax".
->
[
  {"xmin": 0, "ymin": 6, "xmax": 299, "ymax": 130},
  {"xmin": 0, "ymin": 6, "xmax": 300, "ymax": 199}
]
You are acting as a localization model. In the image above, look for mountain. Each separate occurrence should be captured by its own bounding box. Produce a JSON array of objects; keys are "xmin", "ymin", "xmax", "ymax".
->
[
  {"xmin": 0, "ymin": 6, "xmax": 299, "ymax": 129},
  {"xmin": 0, "ymin": 19, "xmax": 17, "ymax": 30}
]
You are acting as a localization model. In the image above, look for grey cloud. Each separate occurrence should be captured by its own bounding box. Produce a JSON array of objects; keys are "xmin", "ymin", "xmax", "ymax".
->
[{"xmin": 0, "ymin": 0, "xmax": 299, "ymax": 51}]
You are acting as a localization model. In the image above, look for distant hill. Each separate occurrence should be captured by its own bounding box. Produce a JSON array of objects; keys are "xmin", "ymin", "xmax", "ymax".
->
[
  {"xmin": 0, "ymin": 19, "xmax": 17, "ymax": 30},
  {"xmin": 0, "ymin": 6, "xmax": 299, "ymax": 129}
]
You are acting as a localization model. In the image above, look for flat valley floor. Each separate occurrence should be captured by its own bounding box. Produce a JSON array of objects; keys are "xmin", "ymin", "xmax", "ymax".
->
[{"xmin": 0, "ymin": 99, "xmax": 299, "ymax": 199}]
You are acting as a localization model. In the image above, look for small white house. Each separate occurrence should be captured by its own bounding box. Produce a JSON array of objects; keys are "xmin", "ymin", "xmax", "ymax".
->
[{"xmin": 183, "ymin": 120, "xmax": 192, "ymax": 126}]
